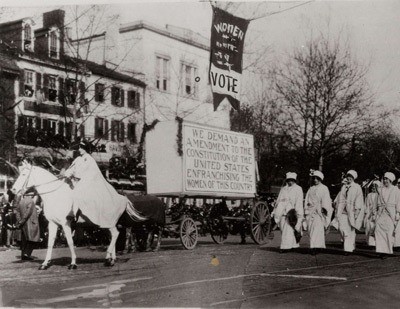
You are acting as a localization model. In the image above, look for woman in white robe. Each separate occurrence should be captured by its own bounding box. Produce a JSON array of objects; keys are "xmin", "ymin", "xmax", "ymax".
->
[
  {"xmin": 304, "ymin": 170, "xmax": 333, "ymax": 255},
  {"xmin": 273, "ymin": 172, "xmax": 304, "ymax": 252},
  {"xmin": 364, "ymin": 181, "xmax": 380, "ymax": 246},
  {"xmin": 374, "ymin": 172, "xmax": 400, "ymax": 256},
  {"xmin": 64, "ymin": 141, "xmax": 127, "ymax": 228},
  {"xmin": 334, "ymin": 170, "xmax": 364, "ymax": 254}
]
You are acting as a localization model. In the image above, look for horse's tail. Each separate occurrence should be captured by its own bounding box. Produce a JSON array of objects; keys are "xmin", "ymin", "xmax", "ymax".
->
[{"xmin": 126, "ymin": 199, "xmax": 148, "ymax": 222}]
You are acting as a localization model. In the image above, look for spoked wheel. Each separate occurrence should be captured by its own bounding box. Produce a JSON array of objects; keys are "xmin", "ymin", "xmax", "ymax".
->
[
  {"xmin": 210, "ymin": 231, "xmax": 228, "ymax": 244},
  {"xmin": 180, "ymin": 217, "xmax": 198, "ymax": 250},
  {"xmin": 209, "ymin": 219, "xmax": 228, "ymax": 244},
  {"xmin": 250, "ymin": 202, "xmax": 272, "ymax": 245}
]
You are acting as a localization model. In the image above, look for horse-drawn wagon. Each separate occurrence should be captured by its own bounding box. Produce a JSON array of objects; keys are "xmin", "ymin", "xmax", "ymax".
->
[{"xmin": 144, "ymin": 119, "xmax": 274, "ymax": 250}]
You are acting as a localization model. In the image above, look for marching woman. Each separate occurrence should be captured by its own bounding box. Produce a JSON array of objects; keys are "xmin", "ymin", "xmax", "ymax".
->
[
  {"xmin": 273, "ymin": 172, "xmax": 304, "ymax": 253},
  {"xmin": 374, "ymin": 172, "xmax": 400, "ymax": 258},
  {"xmin": 364, "ymin": 180, "xmax": 381, "ymax": 246},
  {"xmin": 304, "ymin": 170, "xmax": 333, "ymax": 255},
  {"xmin": 334, "ymin": 170, "xmax": 365, "ymax": 255}
]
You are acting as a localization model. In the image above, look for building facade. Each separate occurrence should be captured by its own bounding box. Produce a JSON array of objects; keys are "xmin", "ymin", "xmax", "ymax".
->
[
  {"xmin": 73, "ymin": 20, "xmax": 230, "ymax": 129},
  {"xmin": 0, "ymin": 10, "xmax": 146, "ymax": 171}
]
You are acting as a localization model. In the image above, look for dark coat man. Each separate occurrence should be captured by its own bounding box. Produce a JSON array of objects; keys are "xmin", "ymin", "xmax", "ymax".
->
[{"xmin": 16, "ymin": 194, "xmax": 40, "ymax": 260}]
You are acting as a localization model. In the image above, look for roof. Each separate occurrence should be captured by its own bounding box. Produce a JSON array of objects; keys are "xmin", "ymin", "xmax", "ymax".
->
[
  {"xmin": 120, "ymin": 21, "xmax": 210, "ymax": 51},
  {"xmin": 75, "ymin": 20, "xmax": 210, "ymax": 52},
  {"xmin": 84, "ymin": 59, "xmax": 146, "ymax": 87},
  {"xmin": 0, "ymin": 41, "xmax": 145, "ymax": 87}
]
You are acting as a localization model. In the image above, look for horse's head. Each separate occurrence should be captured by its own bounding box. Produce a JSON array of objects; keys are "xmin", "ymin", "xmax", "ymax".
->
[{"xmin": 12, "ymin": 160, "xmax": 34, "ymax": 195}]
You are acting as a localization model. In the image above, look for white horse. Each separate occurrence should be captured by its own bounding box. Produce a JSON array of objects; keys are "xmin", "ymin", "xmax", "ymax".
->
[{"xmin": 12, "ymin": 161, "xmax": 143, "ymax": 270}]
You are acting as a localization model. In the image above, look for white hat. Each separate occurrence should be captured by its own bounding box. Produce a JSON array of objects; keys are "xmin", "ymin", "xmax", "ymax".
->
[
  {"xmin": 310, "ymin": 170, "xmax": 324, "ymax": 181},
  {"xmin": 286, "ymin": 172, "xmax": 297, "ymax": 181},
  {"xmin": 384, "ymin": 172, "xmax": 396, "ymax": 182},
  {"xmin": 346, "ymin": 170, "xmax": 358, "ymax": 180}
]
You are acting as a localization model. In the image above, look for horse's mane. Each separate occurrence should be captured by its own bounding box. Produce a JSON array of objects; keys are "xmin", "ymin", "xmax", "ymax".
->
[{"xmin": 32, "ymin": 165, "xmax": 59, "ymax": 182}]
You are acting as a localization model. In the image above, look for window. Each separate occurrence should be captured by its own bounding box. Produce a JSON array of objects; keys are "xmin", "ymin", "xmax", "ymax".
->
[
  {"xmin": 95, "ymin": 118, "xmax": 104, "ymax": 138},
  {"xmin": 111, "ymin": 120, "xmax": 124, "ymax": 142},
  {"xmin": 65, "ymin": 79, "xmax": 77, "ymax": 104},
  {"xmin": 50, "ymin": 31, "xmax": 58, "ymax": 58},
  {"xmin": 95, "ymin": 83, "xmax": 105, "ymax": 102},
  {"xmin": 48, "ymin": 76, "xmax": 57, "ymax": 102},
  {"xmin": 48, "ymin": 120, "xmax": 57, "ymax": 135},
  {"xmin": 24, "ymin": 24, "xmax": 32, "ymax": 51},
  {"xmin": 156, "ymin": 56, "xmax": 169, "ymax": 91},
  {"xmin": 128, "ymin": 90, "xmax": 140, "ymax": 109},
  {"xmin": 182, "ymin": 64, "xmax": 197, "ymax": 96},
  {"xmin": 128, "ymin": 123, "xmax": 137, "ymax": 143},
  {"xmin": 111, "ymin": 87, "xmax": 124, "ymax": 106},
  {"xmin": 24, "ymin": 70, "xmax": 34, "ymax": 97}
]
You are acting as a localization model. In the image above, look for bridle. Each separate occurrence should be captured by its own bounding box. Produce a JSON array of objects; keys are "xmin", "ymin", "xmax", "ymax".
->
[{"xmin": 18, "ymin": 165, "xmax": 66, "ymax": 196}]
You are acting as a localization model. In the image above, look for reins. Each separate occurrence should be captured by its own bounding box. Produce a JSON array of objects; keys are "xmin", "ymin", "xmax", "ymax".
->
[{"xmin": 21, "ymin": 166, "xmax": 69, "ymax": 196}]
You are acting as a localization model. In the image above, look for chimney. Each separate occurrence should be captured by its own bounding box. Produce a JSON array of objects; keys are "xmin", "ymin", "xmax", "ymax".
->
[
  {"xmin": 43, "ymin": 10, "xmax": 65, "ymax": 56},
  {"xmin": 104, "ymin": 12, "xmax": 120, "ymax": 68},
  {"xmin": 43, "ymin": 10, "xmax": 65, "ymax": 29}
]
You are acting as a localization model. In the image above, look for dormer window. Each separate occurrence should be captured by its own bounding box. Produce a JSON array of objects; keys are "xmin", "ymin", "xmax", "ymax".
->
[
  {"xmin": 23, "ymin": 23, "xmax": 34, "ymax": 51},
  {"xmin": 50, "ymin": 31, "xmax": 58, "ymax": 58}
]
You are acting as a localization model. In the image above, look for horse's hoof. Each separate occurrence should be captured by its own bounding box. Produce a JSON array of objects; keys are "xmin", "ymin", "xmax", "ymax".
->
[
  {"xmin": 39, "ymin": 264, "xmax": 50, "ymax": 270},
  {"xmin": 68, "ymin": 264, "xmax": 78, "ymax": 270},
  {"xmin": 104, "ymin": 258, "xmax": 116, "ymax": 267}
]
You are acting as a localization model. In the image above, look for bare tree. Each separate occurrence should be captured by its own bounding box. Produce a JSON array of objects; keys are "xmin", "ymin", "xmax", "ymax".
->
[{"xmin": 273, "ymin": 32, "xmax": 374, "ymax": 172}]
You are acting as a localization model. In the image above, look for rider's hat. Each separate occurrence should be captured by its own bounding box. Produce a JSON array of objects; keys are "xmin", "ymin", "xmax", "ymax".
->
[{"xmin": 78, "ymin": 140, "xmax": 91, "ymax": 153}]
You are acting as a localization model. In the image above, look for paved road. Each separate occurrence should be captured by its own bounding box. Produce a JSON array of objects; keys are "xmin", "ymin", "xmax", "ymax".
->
[{"xmin": 0, "ymin": 232, "xmax": 399, "ymax": 308}]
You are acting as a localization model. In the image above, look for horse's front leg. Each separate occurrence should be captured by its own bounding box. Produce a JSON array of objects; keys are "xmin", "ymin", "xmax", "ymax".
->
[
  {"xmin": 63, "ymin": 221, "xmax": 78, "ymax": 269},
  {"xmin": 39, "ymin": 221, "xmax": 57, "ymax": 270},
  {"xmin": 105, "ymin": 227, "xmax": 119, "ymax": 267}
]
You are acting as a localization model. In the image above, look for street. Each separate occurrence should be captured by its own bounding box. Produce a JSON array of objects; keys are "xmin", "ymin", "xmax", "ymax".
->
[{"xmin": 1, "ymin": 231, "xmax": 400, "ymax": 308}]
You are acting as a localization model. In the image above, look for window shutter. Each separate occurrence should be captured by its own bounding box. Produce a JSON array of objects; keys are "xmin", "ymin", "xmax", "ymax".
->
[
  {"xmin": 66, "ymin": 122, "xmax": 72, "ymax": 141},
  {"xmin": 79, "ymin": 81, "xmax": 85, "ymax": 104},
  {"xmin": 120, "ymin": 89, "xmax": 125, "ymax": 107},
  {"xmin": 19, "ymin": 70, "xmax": 25, "ymax": 97},
  {"xmin": 43, "ymin": 74, "xmax": 49, "ymax": 100},
  {"xmin": 94, "ymin": 118, "xmax": 99, "ymax": 139},
  {"xmin": 36, "ymin": 117, "xmax": 41, "ymax": 129},
  {"xmin": 111, "ymin": 120, "xmax": 115, "ymax": 141},
  {"xmin": 120, "ymin": 122, "xmax": 125, "ymax": 142},
  {"xmin": 36, "ymin": 73, "xmax": 42, "ymax": 92},
  {"xmin": 136, "ymin": 92, "xmax": 140, "ymax": 109},
  {"xmin": 58, "ymin": 77, "xmax": 64, "ymax": 104},
  {"xmin": 80, "ymin": 123, "xmax": 85, "ymax": 138},
  {"xmin": 58, "ymin": 121, "xmax": 64, "ymax": 135},
  {"xmin": 127, "ymin": 123, "xmax": 131, "ymax": 141},
  {"xmin": 95, "ymin": 84, "xmax": 100, "ymax": 102},
  {"xmin": 104, "ymin": 119, "xmax": 109, "ymax": 140},
  {"xmin": 111, "ymin": 87, "xmax": 116, "ymax": 105}
]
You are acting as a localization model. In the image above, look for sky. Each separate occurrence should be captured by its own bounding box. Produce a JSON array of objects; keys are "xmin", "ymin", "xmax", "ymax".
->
[{"xmin": 1, "ymin": 0, "xmax": 399, "ymax": 113}]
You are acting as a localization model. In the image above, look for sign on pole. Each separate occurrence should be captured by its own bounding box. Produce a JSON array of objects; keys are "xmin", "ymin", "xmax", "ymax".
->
[{"xmin": 209, "ymin": 7, "xmax": 249, "ymax": 111}]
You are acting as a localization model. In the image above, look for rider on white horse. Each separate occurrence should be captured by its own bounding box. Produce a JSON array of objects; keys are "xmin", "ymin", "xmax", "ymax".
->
[{"xmin": 64, "ymin": 141, "xmax": 127, "ymax": 228}]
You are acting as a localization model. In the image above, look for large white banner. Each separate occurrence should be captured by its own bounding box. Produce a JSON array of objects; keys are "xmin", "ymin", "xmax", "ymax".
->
[{"xmin": 183, "ymin": 123, "xmax": 256, "ymax": 196}]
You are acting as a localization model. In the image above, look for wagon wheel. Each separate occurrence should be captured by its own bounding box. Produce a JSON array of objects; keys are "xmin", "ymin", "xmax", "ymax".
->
[
  {"xmin": 209, "ymin": 218, "xmax": 228, "ymax": 244},
  {"xmin": 179, "ymin": 217, "xmax": 198, "ymax": 250},
  {"xmin": 250, "ymin": 202, "xmax": 272, "ymax": 244}
]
